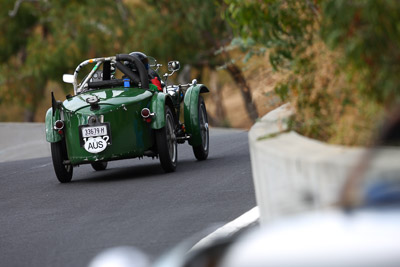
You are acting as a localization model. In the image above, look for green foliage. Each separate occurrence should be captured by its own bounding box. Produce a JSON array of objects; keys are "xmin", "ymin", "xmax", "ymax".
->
[
  {"xmin": 224, "ymin": 0, "xmax": 318, "ymax": 71},
  {"xmin": 321, "ymin": 0, "xmax": 400, "ymax": 103},
  {"xmin": 0, "ymin": 0, "xmax": 134, "ymax": 120},
  {"xmin": 274, "ymin": 83, "xmax": 289, "ymax": 101}
]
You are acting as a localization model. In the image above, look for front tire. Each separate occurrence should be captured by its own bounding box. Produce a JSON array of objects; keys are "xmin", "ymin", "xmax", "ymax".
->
[
  {"xmin": 51, "ymin": 140, "xmax": 73, "ymax": 183},
  {"xmin": 156, "ymin": 106, "xmax": 177, "ymax": 172},
  {"xmin": 192, "ymin": 96, "xmax": 209, "ymax": 160},
  {"xmin": 91, "ymin": 162, "xmax": 108, "ymax": 171}
]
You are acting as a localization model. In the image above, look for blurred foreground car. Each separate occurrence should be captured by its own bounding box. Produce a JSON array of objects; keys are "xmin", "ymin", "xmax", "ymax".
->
[
  {"xmin": 45, "ymin": 53, "xmax": 210, "ymax": 183},
  {"xmin": 220, "ymin": 206, "xmax": 400, "ymax": 267},
  {"xmin": 220, "ymin": 111, "xmax": 400, "ymax": 267}
]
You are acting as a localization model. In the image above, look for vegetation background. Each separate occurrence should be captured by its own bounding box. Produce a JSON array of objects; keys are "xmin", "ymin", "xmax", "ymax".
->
[{"xmin": 1, "ymin": 0, "xmax": 398, "ymax": 146}]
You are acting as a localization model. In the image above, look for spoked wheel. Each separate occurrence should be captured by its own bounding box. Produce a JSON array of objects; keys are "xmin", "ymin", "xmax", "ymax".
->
[
  {"xmin": 91, "ymin": 162, "xmax": 108, "ymax": 171},
  {"xmin": 156, "ymin": 106, "xmax": 177, "ymax": 172},
  {"xmin": 51, "ymin": 140, "xmax": 73, "ymax": 183},
  {"xmin": 193, "ymin": 96, "xmax": 209, "ymax": 160}
]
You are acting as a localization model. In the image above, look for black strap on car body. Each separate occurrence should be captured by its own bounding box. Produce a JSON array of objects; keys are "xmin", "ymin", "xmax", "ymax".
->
[
  {"xmin": 103, "ymin": 61, "xmax": 111, "ymax": 81},
  {"xmin": 116, "ymin": 54, "xmax": 149, "ymax": 89},
  {"xmin": 149, "ymin": 68, "xmax": 162, "ymax": 81},
  {"xmin": 51, "ymin": 91, "xmax": 57, "ymax": 116}
]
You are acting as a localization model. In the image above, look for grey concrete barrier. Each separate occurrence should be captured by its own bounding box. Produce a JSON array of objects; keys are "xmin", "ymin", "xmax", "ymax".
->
[
  {"xmin": 0, "ymin": 123, "xmax": 50, "ymax": 163},
  {"xmin": 249, "ymin": 104, "xmax": 400, "ymax": 225}
]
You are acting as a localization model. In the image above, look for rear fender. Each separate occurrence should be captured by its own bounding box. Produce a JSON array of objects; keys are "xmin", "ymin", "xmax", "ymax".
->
[
  {"xmin": 150, "ymin": 93, "xmax": 175, "ymax": 130},
  {"xmin": 45, "ymin": 107, "xmax": 62, "ymax": 143},
  {"xmin": 184, "ymin": 84, "xmax": 209, "ymax": 146}
]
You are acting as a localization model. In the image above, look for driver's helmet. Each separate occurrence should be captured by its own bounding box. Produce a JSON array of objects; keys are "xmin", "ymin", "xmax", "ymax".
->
[{"xmin": 126, "ymin": 51, "xmax": 149, "ymax": 70}]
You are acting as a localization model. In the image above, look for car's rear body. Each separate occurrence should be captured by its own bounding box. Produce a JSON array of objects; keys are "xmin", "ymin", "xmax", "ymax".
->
[{"xmin": 59, "ymin": 87, "xmax": 155, "ymax": 165}]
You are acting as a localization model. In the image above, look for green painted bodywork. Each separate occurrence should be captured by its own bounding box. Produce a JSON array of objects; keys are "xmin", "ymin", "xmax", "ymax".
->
[
  {"xmin": 45, "ymin": 86, "xmax": 169, "ymax": 165},
  {"xmin": 150, "ymin": 92, "xmax": 175, "ymax": 129},
  {"xmin": 45, "ymin": 108, "xmax": 62, "ymax": 143},
  {"xmin": 183, "ymin": 84, "xmax": 209, "ymax": 146}
]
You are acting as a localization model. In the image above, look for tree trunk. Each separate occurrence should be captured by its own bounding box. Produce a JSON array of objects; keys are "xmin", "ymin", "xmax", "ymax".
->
[
  {"xmin": 209, "ymin": 69, "xmax": 228, "ymax": 126},
  {"xmin": 24, "ymin": 108, "xmax": 35, "ymax": 122},
  {"xmin": 225, "ymin": 63, "xmax": 258, "ymax": 122}
]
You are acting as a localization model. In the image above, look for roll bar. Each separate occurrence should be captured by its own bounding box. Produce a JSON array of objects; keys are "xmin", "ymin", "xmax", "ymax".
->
[{"xmin": 72, "ymin": 54, "xmax": 149, "ymax": 95}]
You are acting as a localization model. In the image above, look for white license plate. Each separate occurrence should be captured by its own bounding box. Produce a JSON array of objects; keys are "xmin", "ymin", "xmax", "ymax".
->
[{"xmin": 81, "ymin": 125, "xmax": 107, "ymax": 138}]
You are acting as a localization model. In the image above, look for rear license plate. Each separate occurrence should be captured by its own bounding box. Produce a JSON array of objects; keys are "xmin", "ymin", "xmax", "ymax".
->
[{"xmin": 81, "ymin": 125, "xmax": 108, "ymax": 138}]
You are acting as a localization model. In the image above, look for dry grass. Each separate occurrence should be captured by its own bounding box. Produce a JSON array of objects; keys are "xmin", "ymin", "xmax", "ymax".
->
[{"xmin": 288, "ymin": 41, "xmax": 383, "ymax": 146}]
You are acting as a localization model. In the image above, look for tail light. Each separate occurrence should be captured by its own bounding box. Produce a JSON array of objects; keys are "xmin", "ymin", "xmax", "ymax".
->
[
  {"xmin": 54, "ymin": 120, "xmax": 64, "ymax": 135},
  {"xmin": 141, "ymin": 108, "xmax": 155, "ymax": 123},
  {"xmin": 54, "ymin": 120, "xmax": 64, "ymax": 130}
]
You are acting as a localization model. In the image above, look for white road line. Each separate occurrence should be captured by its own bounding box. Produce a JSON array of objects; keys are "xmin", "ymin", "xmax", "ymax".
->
[
  {"xmin": 31, "ymin": 162, "xmax": 52, "ymax": 169},
  {"xmin": 190, "ymin": 206, "xmax": 259, "ymax": 252}
]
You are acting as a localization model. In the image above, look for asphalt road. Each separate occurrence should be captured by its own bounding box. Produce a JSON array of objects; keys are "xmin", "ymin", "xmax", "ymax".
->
[{"xmin": 0, "ymin": 128, "xmax": 256, "ymax": 267}]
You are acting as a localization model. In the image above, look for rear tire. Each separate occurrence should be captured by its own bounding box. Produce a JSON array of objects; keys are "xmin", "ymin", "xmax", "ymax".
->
[
  {"xmin": 192, "ymin": 96, "xmax": 209, "ymax": 160},
  {"xmin": 91, "ymin": 162, "xmax": 108, "ymax": 171},
  {"xmin": 51, "ymin": 141, "xmax": 73, "ymax": 183},
  {"xmin": 156, "ymin": 106, "xmax": 177, "ymax": 172}
]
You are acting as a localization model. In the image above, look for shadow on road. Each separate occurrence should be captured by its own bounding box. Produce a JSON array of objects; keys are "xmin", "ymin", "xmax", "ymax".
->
[
  {"xmin": 72, "ymin": 163, "xmax": 165, "ymax": 183},
  {"xmin": 69, "ymin": 157, "xmax": 221, "ymax": 184}
]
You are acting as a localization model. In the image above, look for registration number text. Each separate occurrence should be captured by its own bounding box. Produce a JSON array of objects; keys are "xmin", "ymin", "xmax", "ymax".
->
[{"xmin": 82, "ymin": 126, "xmax": 107, "ymax": 138}]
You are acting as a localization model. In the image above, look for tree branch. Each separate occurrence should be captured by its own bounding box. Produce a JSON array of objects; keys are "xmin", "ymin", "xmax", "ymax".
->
[{"xmin": 9, "ymin": 0, "xmax": 39, "ymax": 17}]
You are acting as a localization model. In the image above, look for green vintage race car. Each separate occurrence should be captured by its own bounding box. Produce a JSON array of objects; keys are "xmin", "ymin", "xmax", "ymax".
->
[{"xmin": 45, "ymin": 52, "xmax": 209, "ymax": 183}]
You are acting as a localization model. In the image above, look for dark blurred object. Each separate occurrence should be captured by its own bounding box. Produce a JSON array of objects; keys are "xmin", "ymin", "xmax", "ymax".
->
[
  {"xmin": 340, "ymin": 106, "xmax": 400, "ymax": 208},
  {"xmin": 364, "ymin": 180, "xmax": 400, "ymax": 206},
  {"xmin": 376, "ymin": 106, "xmax": 400, "ymax": 146}
]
